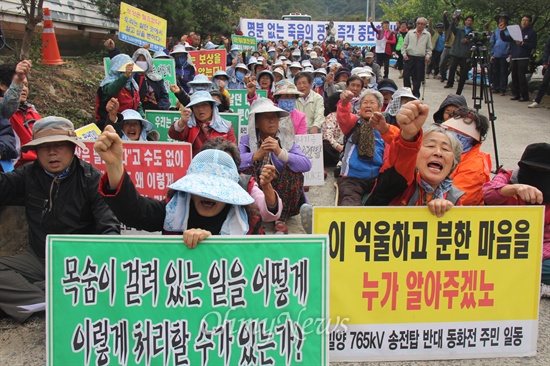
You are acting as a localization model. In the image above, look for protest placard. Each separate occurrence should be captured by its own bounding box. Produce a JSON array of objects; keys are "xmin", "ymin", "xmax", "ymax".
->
[
  {"xmin": 188, "ymin": 49, "xmax": 227, "ymax": 78},
  {"xmin": 118, "ymin": 2, "xmax": 167, "ymax": 52},
  {"xmin": 231, "ymin": 34, "xmax": 258, "ymax": 51},
  {"xmin": 46, "ymin": 235, "xmax": 329, "ymax": 365},
  {"xmin": 228, "ymin": 89, "xmax": 267, "ymax": 133},
  {"xmin": 294, "ymin": 133, "xmax": 324, "ymax": 186},
  {"xmin": 75, "ymin": 141, "xmax": 191, "ymax": 200},
  {"xmin": 313, "ymin": 206, "xmax": 543, "ymax": 361}
]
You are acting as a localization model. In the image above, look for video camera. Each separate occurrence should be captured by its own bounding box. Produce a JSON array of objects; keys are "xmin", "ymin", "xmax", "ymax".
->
[{"xmin": 467, "ymin": 31, "xmax": 489, "ymax": 45}]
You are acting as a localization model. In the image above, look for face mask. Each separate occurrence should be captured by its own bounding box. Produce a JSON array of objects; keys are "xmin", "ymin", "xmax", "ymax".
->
[
  {"xmin": 231, "ymin": 51, "xmax": 239, "ymax": 58},
  {"xmin": 175, "ymin": 55, "xmax": 187, "ymax": 67},
  {"xmin": 278, "ymin": 98, "xmax": 296, "ymax": 112},
  {"xmin": 236, "ymin": 71, "xmax": 245, "ymax": 82},
  {"xmin": 135, "ymin": 61, "xmax": 148, "ymax": 72},
  {"xmin": 268, "ymin": 52, "xmax": 275, "ymax": 58},
  {"xmin": 452, "ymin": 131, "xmax": 475, "ymax": 153},
  {"xmin": 313, "ymin": 77, "xmax": 324, "ymax": 87},
  {"xmin": 193, "ymin": 86, "xmax": 209, "ymax": 92},
  {"xmin": 213, "ymin": 79, "xmax": 220, "ymax": 88}
]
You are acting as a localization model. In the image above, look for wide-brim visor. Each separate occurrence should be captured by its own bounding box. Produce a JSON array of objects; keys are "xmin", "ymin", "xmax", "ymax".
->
[
  {"xmin": 442, "ymin": 118, "xmax": 481, "ymax": 141},
  {"xmin": 117, "ymin": 62, "xmax": 144, "ymax": 73},
  {"xmin": 168, "ymin": 169, "xmax": 254, "ymax": 205},
  {"xmin": 21, "ymin": 132, "xmax": 86, "ymax": 152}
]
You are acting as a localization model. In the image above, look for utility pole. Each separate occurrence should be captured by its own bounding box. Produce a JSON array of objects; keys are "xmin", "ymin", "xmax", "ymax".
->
[{"xmin": 370, "ymin": 0, "xmax": 376, "ymax": 21}]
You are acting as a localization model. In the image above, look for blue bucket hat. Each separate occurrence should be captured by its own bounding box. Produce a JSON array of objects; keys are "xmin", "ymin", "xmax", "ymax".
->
[
  {"xmin": 188, "ymin": 74, "xmax": 213, "ymax": 87},
  {"xmin": 121, "ymin": 109, "xmax": 154, "ymax": 134},
  {"xmin": 186, "ymin": 90, "xmax": 219, "ymax": 108},
  {"xmin": 168, "ymin": 149, "xmax": 254, "ymax": 205},
  {"xmin": 212, "ymin": 70, "xmax": 229, "ymax": 80}
]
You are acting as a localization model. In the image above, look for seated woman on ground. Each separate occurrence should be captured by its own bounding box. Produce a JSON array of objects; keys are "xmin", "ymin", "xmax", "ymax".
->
[
  {"xmin": 201, "ymin": 137, "xmax": 282, "ymax": 232},
  {"xmin": 366, "ymin": 101, "xmax": 464, "ymax": 217},
  {"xmin": 104, "ymin": 98, "xmax": 158, "ymax": 141},
  {"xmin": 238, "ymin": 98, "xmax": 311, "ymax": 235},
  {"xmin": 168, "ymin": 91, "xmax": 236, "ymax": 156},
  {"xmin": 441, "ymin": 107, "xmax": 491, "ymax": 205},
  {"xmin": 94, "ymin": 126, "xmax": 255, "ymax": 248}
]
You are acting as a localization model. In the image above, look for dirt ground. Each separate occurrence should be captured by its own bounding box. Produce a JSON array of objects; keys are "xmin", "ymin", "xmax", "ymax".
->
[{"xmin": 0, "ymin": 63, "xmax": 549, "ymax": 365}]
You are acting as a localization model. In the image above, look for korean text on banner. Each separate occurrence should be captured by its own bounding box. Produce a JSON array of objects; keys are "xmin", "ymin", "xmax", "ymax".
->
[
  {"xmin": 240, "ymin": 19, "xmax": 398, "ymax": 47},
  {"xmin": 313, "ymin": 206, "xmax": 544, "ymax": 362},
  {"xmin": 189, "ymin": 49, "xmax": 227, "ymax": 78},
  {"xmin": 118, "ymin": 2, "xmax": 167, "ymax": 52},
  {"xmin": 46, "ymin": 235, "xmax": 329, "ymax": 365},
  {"xmin": 295, "ymin": 133, "xmax": 324, "ymax": 186},
  {"xmin": 144, "ymin": 110, "xmax": 180, "ymax": 142},
  {"xmin": 231, "ymin": 34, "xmax": 258, "ymax": 51},
  {"xmin": 75, "ymin": 141, "xmax": 191, "ymax": 200}
]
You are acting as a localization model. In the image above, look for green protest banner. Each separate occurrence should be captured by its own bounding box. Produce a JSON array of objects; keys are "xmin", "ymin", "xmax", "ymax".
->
[
  {"xmin": 47, "ymin": 235, "xmax": 329, "ymax": 365},
  {"xmin": 231, "ymin": 34, "xmax": 258, "ymax": 51},
  {"xmin": 219, "ymin": 112, "xmax": 241, "ymax": 143},
  {"xmin": 104, "ymin": 57, "xmax": 178, "ymax": 107},
  {"xmin": 228, "ymin": 89, "xmax": 267, "ymax": 132}
]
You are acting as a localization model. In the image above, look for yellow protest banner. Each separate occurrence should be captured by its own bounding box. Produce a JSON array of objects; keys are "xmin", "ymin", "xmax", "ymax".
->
[
  {"xmin": 314, "ymin": 206, "xmax": 544, "ymax": 361},
  {"xmin": 75, "ymin": 123, "xmax": 101, "ymax": 141},
  {"xmin": 118, "ymin": 2, "xmax": 167, "ymax": 52}
]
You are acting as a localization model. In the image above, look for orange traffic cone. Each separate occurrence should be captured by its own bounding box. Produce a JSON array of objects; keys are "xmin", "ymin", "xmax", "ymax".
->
[{"xmin": 41, "ymin": 8, "xmax": 65, "ymax": 65}]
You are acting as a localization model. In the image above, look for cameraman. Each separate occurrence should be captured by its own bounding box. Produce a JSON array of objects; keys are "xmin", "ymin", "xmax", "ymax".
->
[
  {"xmin": 444, "ymin": 13, "xmax": 475, "ymax": 95},
  {"xmin": 326, "ymin": 21, "xmax": 336, "ymax": 44}
]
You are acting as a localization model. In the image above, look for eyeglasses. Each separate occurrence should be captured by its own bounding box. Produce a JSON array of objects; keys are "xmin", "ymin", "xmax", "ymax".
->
[{"xmin": 416, "ymin": 22, "xmax": 427, "ymax": 25}]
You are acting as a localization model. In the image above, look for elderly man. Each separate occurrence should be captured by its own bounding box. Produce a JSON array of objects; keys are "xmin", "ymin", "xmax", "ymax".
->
[
  {"xmin": 402, "ymin": 17, "xmax": 432, "ymax": 98},
  {"xmin": 0, "ymin": 117, "xmax": 120, "ymax": 322},
  {"xmin": 294, "ymin": 72, "xmax": 325, "ymax": 134}
]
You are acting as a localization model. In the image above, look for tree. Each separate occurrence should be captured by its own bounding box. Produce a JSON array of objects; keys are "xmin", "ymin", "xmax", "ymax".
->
[{"xmin": 19, "ymin": 0, "xmax": 44, "ymax": 60}]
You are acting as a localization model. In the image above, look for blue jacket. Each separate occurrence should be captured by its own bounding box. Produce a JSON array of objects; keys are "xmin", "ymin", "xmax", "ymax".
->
[
  {"xmin": 490, "ymin": 28, "xmax": 510, "ymax": 58},
  {"xmin": 500, "ymin": 26, "xmax": 537, "ymax": 60}
]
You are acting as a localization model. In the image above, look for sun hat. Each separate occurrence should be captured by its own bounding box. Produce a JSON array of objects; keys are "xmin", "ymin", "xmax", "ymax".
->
[
  {"xmin": 357, "ymin": 67, "xmax": 375, "ymax": 78},
  {"xmin": 188, "ymin": 74, "xmax": 213, "ymax": 87},
  {"xmin": 247, "ymin": 57, "xmax": 258, "ymax": 67},
  {"xmin": 183, "ymin": 42, "xmax": 196, "ymax": 51},
  {"xmin": 290, "ymin": 61, "xmax": 303, "ymax": 69},
  {"xmin": 21, "ymin": 116, "xmax": 86, "ymax": 152},
  {"xmin": 235, "ymin": 63, "xmax": 248, "ymax": 72},
  {"xmin": 256, "ymin": 69, "xmax": 274, "ymax": 82},
  {"xmin": 117, "ymin": 62, "xmax": 144, "ymax": 73},
  {"xmin": 309, "ymin": 51, "xmax": 318, "ymax": 58},
  {"xmin": 170, "ymin": 44, "xmax": 188, "ymax": 55},
  {"xmin": 274, "ymin": 80, "xmax": 304, "ymax": 97},
  {"xmin": 327, "ymin": 58, "xmax": 338, "ymax": 65},
  {"xmin": 386, "ymin": 88, "xmax": 418, "ymax": 116},
  {"xmin": 186, "ymin": 90, "xmax": 220, "ymax": 108},
  {"xmin": 365, "ymin": 52, "xmax": 375, "ymax": 58},
  {"xmin": 272, "ymin": 60, "xmax": 283, "ymax": 67},
  {"xmin": 167, "ymin": 149, "xmax": 254, "ymax": 205},
  {"xmin": 204, "ymin": 41, "xmax": 219, "ymax": 50},
  {"xmin": 273, "ymin": 69, "xmax": 285, "ymax": 79},
  {"xmin": 212, "ymin": 70, "xmax": 229, "ymax": 79},
  {"xmin": 247, "ymin": 98, "xmax": 295, "ymax": 152},
  {"xmin": 153, "ymin": 50, "xmax": 171, "ymax": 59},
  {"xmin": 230, "ymin": 44, "xmax": 240, "ymax": 52},
  {"xmin": 301, "ymin": 60, "xmax": 312, "ymax": 68},
  {"xmin": 292, "ymin": 49, "xmax": 301, "ymax": 57},
  {"xmin": 302, "ymin": 67, "xmax": 314, "ymax": 73},
  {"xmin": 442, "ymin": 116, "xmax": 481, "ymax": 142},
  {"xmin": 121, "ymin": 109, "xmax": 154, "ymax": 131},
  {"xmin": 312, "ymin": 68, "xmax": 326, "ymax": 76},
  {"xmin": 268, "ymin": 47, "xmax": 276, "ymax": 52}
]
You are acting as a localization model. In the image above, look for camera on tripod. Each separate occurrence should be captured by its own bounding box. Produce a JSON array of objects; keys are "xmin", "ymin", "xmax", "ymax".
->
[{"xmin": 467, "ymin": 31, "xmax": 489, "ymax": 45}]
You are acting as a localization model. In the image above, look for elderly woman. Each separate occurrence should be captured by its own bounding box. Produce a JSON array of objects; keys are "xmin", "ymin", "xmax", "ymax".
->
[
  {"xmin": 132, "ymin": 48, "xmax": 170, "ymax": 111},
  {"xmin": 118, "ymin": 109, "xmax": 155, "ymax": 141},
  {"xmin": 168, "ymin": 91, "xmax": 236, "ymax": 156},
  {"xmin": 441, "ymin": 107, "xmax": 491, "ymax": 205},
  {"xmin": 96, "ymin": 54, "xmax": 143, "ymax": 131},
  {"xmin": 273, "ymin": 80, "xmax": 307, "ymax": 135},
  {"xmin": 366, "ymin": 101, "xmax": 464, "ymax": 216},
  {"xmin": 170, "ymin": 44, "xmax": 195, "ymax": 94},
  {"xmin": 336, "ymin": 89, "xmax": 386, "ymax": 206},
  {"xmin": 239, "ymin": 98, "xmax": 311, "ymax": 234},
  {"xmin": 95, "ymin": 127, "xmax": 255, "ymax": 248}
]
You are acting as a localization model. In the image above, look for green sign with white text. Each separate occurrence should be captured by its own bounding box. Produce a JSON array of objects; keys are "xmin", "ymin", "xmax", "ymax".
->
[{"xmin": 47, "ymin": 235, "xmax": 329, "ymax": 365}]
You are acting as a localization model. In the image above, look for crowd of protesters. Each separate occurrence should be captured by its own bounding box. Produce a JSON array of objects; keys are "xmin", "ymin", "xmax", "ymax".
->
[{"xmin": 0, "ymin": 9, "xmax": 549, "ymax": 323}]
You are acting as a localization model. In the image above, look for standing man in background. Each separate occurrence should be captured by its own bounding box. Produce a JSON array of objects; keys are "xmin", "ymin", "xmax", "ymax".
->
[{"xmin": 402, "ymin": 17, "xmax": 432, "ymax": 98}]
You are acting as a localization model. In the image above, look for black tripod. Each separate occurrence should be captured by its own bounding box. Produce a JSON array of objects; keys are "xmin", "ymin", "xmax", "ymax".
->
[{"xmin": 470, "ymin": 38, "xmax": 501, "ymax": 172}]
